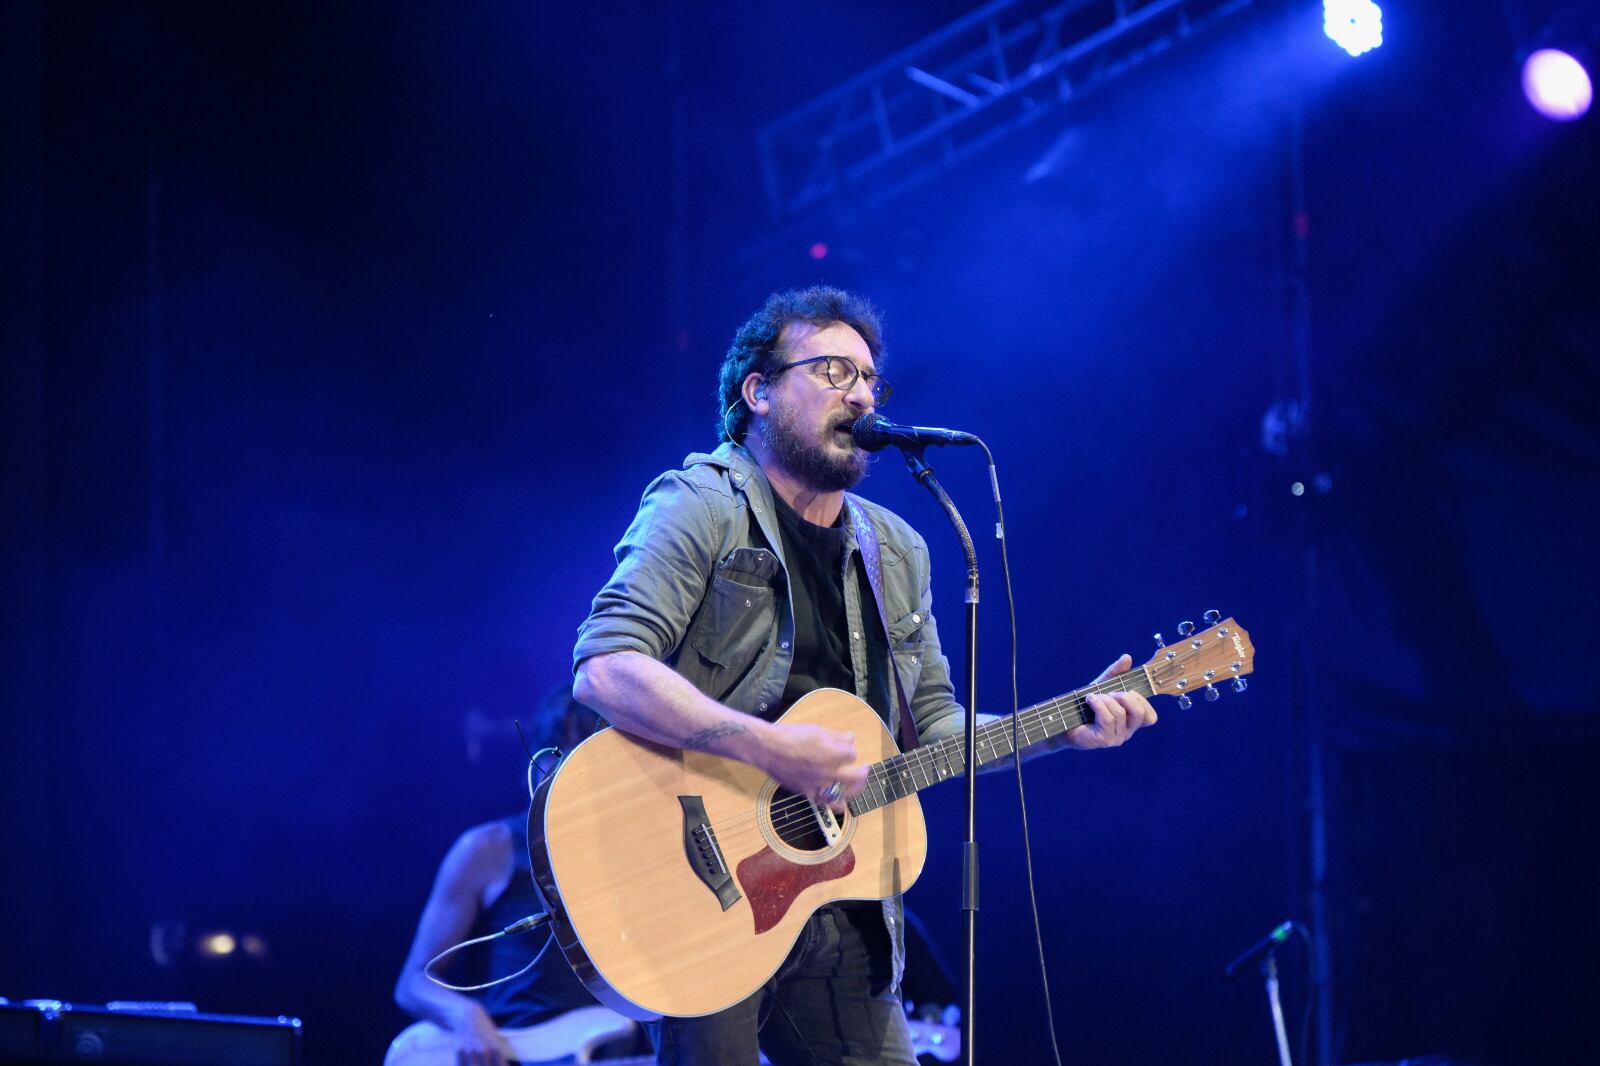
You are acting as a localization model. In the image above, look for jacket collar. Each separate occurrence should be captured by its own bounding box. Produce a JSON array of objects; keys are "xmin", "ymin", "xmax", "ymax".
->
[
  {"xmin": 682, "ymin": 441, "xmax": 862, "ymax": 554},
  {"xmin": 683, "ymin": 441, "xmax": 761, "ymax": 490}
]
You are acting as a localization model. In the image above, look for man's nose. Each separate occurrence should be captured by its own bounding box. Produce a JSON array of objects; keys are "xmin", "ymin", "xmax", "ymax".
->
[{"xmin": 844, "ymin": 375, "xmax": 876, "ymax": 411}]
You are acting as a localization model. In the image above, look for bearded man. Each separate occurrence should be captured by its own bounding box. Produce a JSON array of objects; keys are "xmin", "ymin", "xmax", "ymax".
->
[{"xmin": 570, "ymin": 286, "xmax": 1155, "ymax": 1065}]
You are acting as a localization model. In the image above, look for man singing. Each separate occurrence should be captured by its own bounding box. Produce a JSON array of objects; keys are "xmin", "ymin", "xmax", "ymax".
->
[{"xmin": 571, "ymin": 286, "xmax": 1155, "ymax": 1064}]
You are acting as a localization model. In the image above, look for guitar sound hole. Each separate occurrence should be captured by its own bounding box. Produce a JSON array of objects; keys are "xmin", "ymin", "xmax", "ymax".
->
[{"xmin": 768, "ymin": 788, "xmax": 836, "ymax": 852}]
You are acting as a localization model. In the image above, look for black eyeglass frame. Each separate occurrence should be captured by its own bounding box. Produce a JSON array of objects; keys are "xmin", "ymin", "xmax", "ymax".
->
[{"xmin": 767, "ymin": 355, "xmax": 893, "ymax": 406}]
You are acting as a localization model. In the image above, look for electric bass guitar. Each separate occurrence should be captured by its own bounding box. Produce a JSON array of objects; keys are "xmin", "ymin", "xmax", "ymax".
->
[
  {"xmin": 529, "ymin": 615, "xmax": 1254, "ymax": 1020},
  {"xmin": 384, "ymin": 1005, "xmax": 636, "ymax": 1065},
  {"xmin": 383, "ymin": 1004, "xmax": 960, "ymax": 1064}
]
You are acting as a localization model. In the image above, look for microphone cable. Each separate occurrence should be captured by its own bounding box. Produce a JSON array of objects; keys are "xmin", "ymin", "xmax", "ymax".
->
[
  {"xmin": 978, "ymin": 439, "xmax": 1067, "ymax": 1066},
  {"xmin": 424, "ymin": 738, "xmax": 564, "ymax": 993}
]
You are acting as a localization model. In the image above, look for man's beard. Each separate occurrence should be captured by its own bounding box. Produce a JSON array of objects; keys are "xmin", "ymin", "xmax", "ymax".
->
[{"xmin": 762, "ymin": 400, "xmax": 868, "ymax": 492}]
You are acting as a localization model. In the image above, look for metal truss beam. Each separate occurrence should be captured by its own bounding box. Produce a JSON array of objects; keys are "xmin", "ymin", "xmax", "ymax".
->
[{"xmin": 756, "ymin": 0, "xmax": 1257, "ymax": 224}]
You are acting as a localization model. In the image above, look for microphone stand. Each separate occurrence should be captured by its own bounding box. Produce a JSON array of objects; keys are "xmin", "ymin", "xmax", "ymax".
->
[
  {"xmin": 899, "ymin": 445, "xmax": 980, "ymax": 1066},
  {"xmin": 1262, "ymin": 954, "xmax": 1293, "ymax": 1066},
  {"xmin": 1225, "ymin": 922, "xmax": 1296, "ymax": 1066}
]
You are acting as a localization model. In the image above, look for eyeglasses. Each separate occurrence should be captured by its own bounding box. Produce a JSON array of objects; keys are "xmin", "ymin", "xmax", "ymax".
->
[{"xmin": 769, "ymin": 355, "xmax": 893, "ymax": 406}]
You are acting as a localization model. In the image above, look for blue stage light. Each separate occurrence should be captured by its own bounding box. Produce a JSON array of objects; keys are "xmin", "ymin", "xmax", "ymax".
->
[{"xmin": 1324, "ymin": 0, "xmax": 1384, "ymax": 57}]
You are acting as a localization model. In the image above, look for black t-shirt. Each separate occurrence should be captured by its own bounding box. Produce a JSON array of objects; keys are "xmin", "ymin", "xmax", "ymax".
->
[{"xmin": 771, "ymin": 492, "xmax": 890, "ymax": 724}]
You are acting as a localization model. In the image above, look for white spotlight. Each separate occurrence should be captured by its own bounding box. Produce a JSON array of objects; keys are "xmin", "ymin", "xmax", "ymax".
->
[
  {"xmin": 1522, "ymin": 48, "xmax": 1593, "ymax": 120},
  {"xmin": 1324, "ymin": 0, "xmax": 1384, "ymax": 58}
]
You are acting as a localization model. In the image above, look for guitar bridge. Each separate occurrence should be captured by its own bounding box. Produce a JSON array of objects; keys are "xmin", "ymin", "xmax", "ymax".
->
[
  {"xmin": 679, "ymin": 795, "xmax": 741, "ymax": 911},
  {"xmin": 811, "ymin": 801, "xmax": 843, "ymax": 846}
]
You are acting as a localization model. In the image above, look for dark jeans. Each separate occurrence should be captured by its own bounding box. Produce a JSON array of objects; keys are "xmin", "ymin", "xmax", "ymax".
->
[{"xmin": 647, "ymin": 903, "xmax": 918, "ymax": 1066}]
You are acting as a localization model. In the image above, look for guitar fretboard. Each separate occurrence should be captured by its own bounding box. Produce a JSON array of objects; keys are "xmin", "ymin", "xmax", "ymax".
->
[{"xmin": 848, "ymin": 668, "xmax": 1156, "ymax": 816}]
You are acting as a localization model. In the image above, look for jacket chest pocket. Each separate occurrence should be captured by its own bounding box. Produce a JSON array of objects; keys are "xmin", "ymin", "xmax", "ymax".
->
[
  {"xmin": 887, "ymin": 609, "xmax": 926, "ymax": 694},
  {"xmin": 684, "ymin": 547, "xmax": 781, "ymax": 700}
]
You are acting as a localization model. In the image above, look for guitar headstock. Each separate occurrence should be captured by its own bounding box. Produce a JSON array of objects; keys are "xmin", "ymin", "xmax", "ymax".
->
[{"xmin": 1142, "ymin": 612, "xmax": 1255, "ymax": 709}]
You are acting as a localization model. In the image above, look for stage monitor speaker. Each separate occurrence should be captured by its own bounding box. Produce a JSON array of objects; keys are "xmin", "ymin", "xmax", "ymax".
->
[{"xmin": 0, "ymin": 1001, "xmax": 301, "ymax": 1066}]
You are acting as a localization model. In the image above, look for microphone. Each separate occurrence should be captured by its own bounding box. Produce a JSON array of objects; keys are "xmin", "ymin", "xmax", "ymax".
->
[
  {"xmin": 1223, "ymin": 921, "xmax": 1295, "ymax": 979},
  {"xmin": 851, "ymin": 412, "xmax": 979, "ymax": 452}
]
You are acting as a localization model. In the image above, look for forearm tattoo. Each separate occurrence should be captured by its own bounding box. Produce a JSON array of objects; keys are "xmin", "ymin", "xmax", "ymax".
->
[{"xmin": 681, "ymin": 722, "xmax": 749, "ymax": 751}]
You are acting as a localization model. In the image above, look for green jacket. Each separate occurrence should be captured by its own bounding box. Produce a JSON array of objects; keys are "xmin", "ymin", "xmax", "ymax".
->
[{"xmin": 573, "ymin": 442, "xmax": 964, "ymax": 746}]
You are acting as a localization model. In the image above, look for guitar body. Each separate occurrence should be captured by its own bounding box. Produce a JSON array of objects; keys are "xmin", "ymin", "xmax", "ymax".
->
[{"xmin": 529, "ymin": 688, "xmax": 928, "ymax": 1020}]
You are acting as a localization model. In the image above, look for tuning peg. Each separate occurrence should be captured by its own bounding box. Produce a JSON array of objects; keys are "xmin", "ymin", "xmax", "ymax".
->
[
  {"xmin": 1177, "ymin": 620, "xmax": 1195, "ymax": 637},
  {"xmin": 1153, "ymin": 632, "xmax": 1165, "ymax": 648},
  {"xmin": 1231, "ymin": 677, "xmax": 1248, "ymax": 694},
  {"xmin": 1177, "ymin": 693, "xmax": 1193, "ymax": 710},
  {"xmin": 1204, "ymin": 684, "xmax": 1220, "ymax": 702},
  {"xmin": 1203, "ymin": 609, "xmax": 1221, "ymax": 625}
]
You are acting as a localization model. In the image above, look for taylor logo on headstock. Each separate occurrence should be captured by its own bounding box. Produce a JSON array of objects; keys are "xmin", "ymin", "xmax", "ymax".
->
[{"xmin": 1146, "ymin": 611, "xmax": 1255, "ymax": 709}]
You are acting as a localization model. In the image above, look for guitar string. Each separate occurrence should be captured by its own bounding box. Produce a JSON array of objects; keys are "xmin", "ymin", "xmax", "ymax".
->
[
  {"xmin": 718, "ymin": 641, "xmax": 1241, "ymax": 839},
  {"xmin": 742, "ymin": 633, "xmax": 1240, "ymax": 836},
  {"xmin": 762, "ymin": 631, "xmax": 1247, "ymax": 837},
  {"xmin": 753, "ymin": 706, "xmax": 1088, "ymax": 841},
  {"xmin": 774, "ymin": 702, "xmax": 1083, "ymax": 828},
  {"xmin": 724, "ymin": 683, "xmax": 1105, "ymax": 838},
  {"xmin": 705, "ymin": 640, "xmax": 1246, "ymax": 841},
  {"xmin": 700, "ymin": 719, "xmax": 1074, "ymax": 849}
]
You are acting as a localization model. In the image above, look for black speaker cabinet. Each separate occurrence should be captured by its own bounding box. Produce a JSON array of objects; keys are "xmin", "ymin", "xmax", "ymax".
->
[{"xmin": 0, "ymin": 1002, "xmax": 301, "ymax": 1066}]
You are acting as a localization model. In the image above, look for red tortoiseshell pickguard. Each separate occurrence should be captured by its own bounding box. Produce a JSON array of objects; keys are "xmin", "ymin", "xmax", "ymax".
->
[{"xmin": 735, "ymin": 845, "xmax": 856, "ymax": 935}]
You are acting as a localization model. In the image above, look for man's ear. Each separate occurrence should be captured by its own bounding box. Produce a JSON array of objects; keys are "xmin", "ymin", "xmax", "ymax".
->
[{"xmin": 742, "ymin": 373, "xmax": 769, "ymax": 416}]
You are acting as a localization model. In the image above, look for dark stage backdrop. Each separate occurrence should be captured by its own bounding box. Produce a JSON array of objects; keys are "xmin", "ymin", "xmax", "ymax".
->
[{"xmin": 3, "ymin": 3, "xmax": 1596, "ymax": 1065}]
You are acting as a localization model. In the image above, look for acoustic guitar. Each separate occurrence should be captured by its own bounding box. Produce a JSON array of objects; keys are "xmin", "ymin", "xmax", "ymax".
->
[{"xmin": 529, "ymin": 616, "xmax": 1254, "ymax": 1020}]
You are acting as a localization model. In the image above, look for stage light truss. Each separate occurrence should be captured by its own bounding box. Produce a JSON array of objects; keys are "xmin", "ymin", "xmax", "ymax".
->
[{"xmin": 756, "ymin": 0, "xmax": 1258, "ymax": 223}]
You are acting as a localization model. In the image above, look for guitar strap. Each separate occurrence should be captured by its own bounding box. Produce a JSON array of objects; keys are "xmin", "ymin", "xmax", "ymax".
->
[{"xmin": 846, "ymin": 497, "xmax": 920, "ymax": 753}]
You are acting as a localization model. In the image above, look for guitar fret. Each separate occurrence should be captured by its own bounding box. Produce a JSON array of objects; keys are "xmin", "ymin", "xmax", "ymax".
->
[
  {"xmin": 894, "ymin": 755, "xmax": 914, "ymax": 793},
  {"xmin": 895, "ymin": 757, "xmax": 916, "ymax": 798},
  {"xmin": 867, "ymin": 768, "xmax": 887, "ymax": 811},
  {"xmin": 878, "ymin": 758, "xmax": 899, "ymax": 804}
]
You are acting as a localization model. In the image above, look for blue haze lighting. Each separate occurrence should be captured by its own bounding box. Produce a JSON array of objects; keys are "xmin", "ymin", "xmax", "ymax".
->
[{"xmin": 1324, "ymin": 0, "xmax": 1384, "ymax": 57}]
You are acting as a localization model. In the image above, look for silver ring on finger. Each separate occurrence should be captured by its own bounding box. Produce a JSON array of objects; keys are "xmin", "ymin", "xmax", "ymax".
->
[{"xmin": 819, "ymin": 781, "xmax": 843, "ymax": 803}]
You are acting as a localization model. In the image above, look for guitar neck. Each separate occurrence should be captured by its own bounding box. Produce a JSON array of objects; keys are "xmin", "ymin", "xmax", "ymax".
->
[{"xmin": 849, "ymin": 668, "xmax": 1156, "ymax": 816}]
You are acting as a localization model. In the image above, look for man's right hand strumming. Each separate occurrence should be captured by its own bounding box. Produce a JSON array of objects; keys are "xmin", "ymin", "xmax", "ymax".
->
[
  {"xmin": 575, "ymin": 651, "xmax": 867, "ymax": 809},
  {"xmin": 757, "ymin": 720, "xmax": 868, "ymax": 808}
]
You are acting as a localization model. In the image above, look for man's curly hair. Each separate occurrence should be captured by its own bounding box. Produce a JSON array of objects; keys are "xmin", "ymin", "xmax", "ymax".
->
[{"xmin": 716, "ymin": 286, "xmax": 885, "ymax": 444}]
